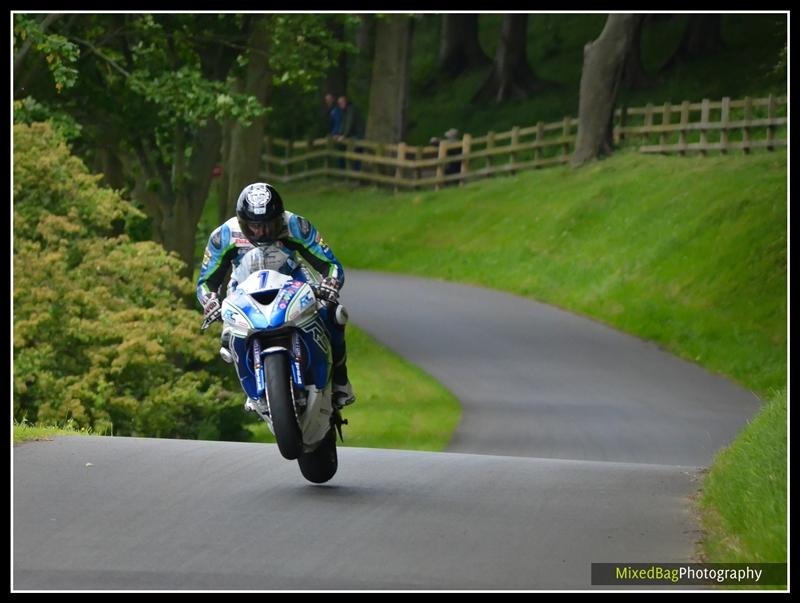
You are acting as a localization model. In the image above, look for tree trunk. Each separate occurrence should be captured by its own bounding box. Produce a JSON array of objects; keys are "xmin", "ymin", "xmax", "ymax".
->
[
  {"xmin": 660, "ymin": 15, "xmax": 723, "ymax": 72},
  {"xmin": 224, "ymin": 17, "xmax": 272, "ymax": 221},
  {"xmin": 621, "ymin": 15, "xmax": 649, "ymax": 90},
  {"xmin": 217, "ymin": 111, "xmax": 235, "ymax": 225},
  {"xmin": 349, "ymin": 15, "xmax": 375, "ymax": 102},
  {"xmin": 323, "ymin": 16, "xmax": 348, "ymax": 97},
  {"xmin": 123, "ymin": 120, "xmax": 222, "ymax": 280},
  {"xmin": 365, "ymin": 15, "xmax": 413, "ymax": 143},
  {"xmin": 94, "ymin": 145, "xmax": 126, "ymax": 191},
  {"xmin": 356, "ymin": 14, "xmax": 375, "ymax": 56},
  {"xmin": 571, "ymin": 14, "xmax": 639, "ymax": 168},
  {"xmin": 187, "ymin": 121, "xmax": 224, "ymax": 243},
  {"xmin": 472, "ymin": 14, "xmax": 543, "ymax": 103},
  {"xmin": 439, "ymin": 14, "xmax": 490, "ymax": 78},
  {"xmin": 86, "ymin": 122, "xmax": 128, "ymax": 191}
]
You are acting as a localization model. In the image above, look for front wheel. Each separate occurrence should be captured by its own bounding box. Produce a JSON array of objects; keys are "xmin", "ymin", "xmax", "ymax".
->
[
  {"xmin": 265, "ymin": 354, "xmax": 303, "ymax": 460},
  {"xmin": 297, "ymin": 428, "xmax": 338, "ymax": 484}
]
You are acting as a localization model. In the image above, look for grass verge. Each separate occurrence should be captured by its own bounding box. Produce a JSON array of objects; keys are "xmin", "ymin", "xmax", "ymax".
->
[
  {"xmin": 245, "ymin": 323, "xmax": 462, "ymax": 451},
  {"xmin": 13, "ymin": 419, "xmax": 92, "ymax": 444},
  {"xmin": 699, "ymin": 389, "xmax": 787, "ymax": 568}
]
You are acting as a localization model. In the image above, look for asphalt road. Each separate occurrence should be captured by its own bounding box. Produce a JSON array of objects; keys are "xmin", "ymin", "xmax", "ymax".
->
[
  {"xmin": 14, "ymin": 437, "xmax": 700, "ymax": 590},
  {"xmin": 341, "ymin": 271, "xmax": 760, "ymax": 466},
  {"xmin": 13, "ymin": 270, "xmax": 762, "ymax": 590}
]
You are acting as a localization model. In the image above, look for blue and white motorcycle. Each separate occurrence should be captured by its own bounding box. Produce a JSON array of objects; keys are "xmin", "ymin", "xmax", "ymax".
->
[{"xmin": 202, "ymin": 252, "xmax": 348, "ymax": 484}]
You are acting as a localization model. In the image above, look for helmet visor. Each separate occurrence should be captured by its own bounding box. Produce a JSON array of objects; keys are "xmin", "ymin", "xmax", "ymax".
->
[{"xmin": 243, "ymin": 216, "xmax": 282, "ymax": 244}]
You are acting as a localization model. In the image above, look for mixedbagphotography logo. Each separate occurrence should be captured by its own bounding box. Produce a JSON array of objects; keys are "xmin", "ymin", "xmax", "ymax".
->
[{"xmin": 591, "ymin": 563, "xmax": 787, "ymax": 586}]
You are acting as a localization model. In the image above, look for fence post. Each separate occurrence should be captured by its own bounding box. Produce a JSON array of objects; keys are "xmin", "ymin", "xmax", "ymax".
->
[
  {"xmin": 345, "ymin": 139, "xmax": 355, "ymax": 181},
  {"xmin": 534, "ymin": 122, "xmax": 544, "ymax": 164},
  {"xmin": 743, "ymin": 96, "xmax": 752, "ymax": 154},
  {"xmin": 510, "ymin": 126, "xmax": 520, "ymax": 174},
  {"xmin": 660, "ymin": 103, "xmax": 671, "ymax": 148},
  {"xmin": 767, "ymin": 93, "xmax": 776, "ymax": 151},
  {"xmin": 324, "ymin": 135, "xmax": 333, "ymax": 176},
  {"xmin": 644, "ymin": 103, "xmax": 653, "ymax": 146},
  {"xmin": 435, "ymin": 141, "xmax": 446, "ymax": 191},
  {"xmin": 562, "ymin": 116, "xmax": 571, "ymax": 163},
  {"xmin": 486, "ymin": 131, "xmax": 495, "ymax": 173},
  {"xmin": 699, "ymin": 99, "xmax": 710, "ymax": 155},
  {"xmin": 305, "ymin": 138, "xmax": 313, "ymax": 173},
  {"xmin": 720, "ymin": 97, "xmax": 731, "ymax": 154},
  {"xmin": 415, "ymin": 147, "xmax": 422, "ymax": 185},
  {"xmin": 617, "ymin": 105, "xmax": 628, "ymax": 144},
  {"xmin": 395, "ymin": 142, "xmax": 406, "ymax": 193},
  {"xmin": 460, "ymin": 134, "xmax": 471, "ymax": 186},
  {"xmin": 678, "ymin": 101, "xmax": 690, "ymax": 155}
]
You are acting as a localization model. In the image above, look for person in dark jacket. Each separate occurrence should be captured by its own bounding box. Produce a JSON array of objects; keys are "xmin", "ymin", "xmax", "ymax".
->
[
  {"xmin": 323, "ymin": 92, "xmax": 343, "ymax": 137},
  {"xmin": 336, "ymin": 95, "xmax": 365, "ymax": 171}
]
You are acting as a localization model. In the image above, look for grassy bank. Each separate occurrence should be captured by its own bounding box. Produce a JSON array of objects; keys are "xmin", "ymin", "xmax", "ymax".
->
[
  {"xmin": 282, "ymin": 150, "xmax": 786, "ymax": 396},
  {"xmin": 699, "ymin": 388, "xmax": 787, "ymax": 581},
  {"xmin": 280, "ymin": 148, "xmax": 786, "ymax": 566},
  {"xmin": 246, "ymin": 324, "xmax": 462, "ymax": 451}
]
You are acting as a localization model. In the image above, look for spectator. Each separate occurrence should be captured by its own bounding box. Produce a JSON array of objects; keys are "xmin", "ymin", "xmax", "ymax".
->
[
  {"xmin": 337, "ymin": 95, "xmax": 365, "ymax": 140},
  {"xmin": 443, "ymin": 128, "xmax": 462, "ymax": 180},
  {"xmin": 323, "ymin": 92, "xmax": 343, "ymax": 137},
  {"xmin": 337, "ymin": 95, "xmax": 366, "ymax": 171}
]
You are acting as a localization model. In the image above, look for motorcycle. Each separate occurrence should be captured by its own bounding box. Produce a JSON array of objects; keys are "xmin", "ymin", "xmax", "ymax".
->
[{"xmin": 202, "ymin": 260, "xmax": 349, "ymax": 484}]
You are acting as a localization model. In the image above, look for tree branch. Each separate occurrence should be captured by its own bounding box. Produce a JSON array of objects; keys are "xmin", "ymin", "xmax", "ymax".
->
[
  {"xmin": 14, "ymin": 13, "xmax": 62, "ymax": 73},
  {"xmin": 70, "ymin": 36, "xmax": 132, "ymax": 79}
]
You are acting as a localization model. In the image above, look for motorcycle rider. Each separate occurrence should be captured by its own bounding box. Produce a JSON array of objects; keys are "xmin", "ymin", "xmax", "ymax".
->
[{"xmin": 197, "ymin": 182, "xmax": 355, "ymax": 408}]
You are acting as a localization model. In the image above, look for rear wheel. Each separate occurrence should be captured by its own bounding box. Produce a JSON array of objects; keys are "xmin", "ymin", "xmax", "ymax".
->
[
  {"xmin": 265, "ymin": 354, "xmax": 303, "ymax": 460},
  {"xmin": 297, "ymin": 428, "xmax": 338, "ymax": 484}
]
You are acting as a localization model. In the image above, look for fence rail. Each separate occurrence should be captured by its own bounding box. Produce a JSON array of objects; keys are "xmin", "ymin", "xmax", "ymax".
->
[{"xmin": 260, "ymin": 94, "xmax": 787, "ymax": 190}]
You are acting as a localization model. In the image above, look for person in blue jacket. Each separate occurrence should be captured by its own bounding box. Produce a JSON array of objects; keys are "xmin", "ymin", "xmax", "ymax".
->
[
  {"xmin": 197, "ymin": 182, "xmax": 355, "ymax": 408},
  {"xmin": 324, "ymin": 92, "xmax": 343, "ymax": 136}
]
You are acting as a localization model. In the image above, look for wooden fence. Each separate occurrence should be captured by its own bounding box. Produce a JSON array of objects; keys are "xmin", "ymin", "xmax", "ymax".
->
[{"xmin": 260, "ymin": 94, "xmax": 787, "ymax": 190}]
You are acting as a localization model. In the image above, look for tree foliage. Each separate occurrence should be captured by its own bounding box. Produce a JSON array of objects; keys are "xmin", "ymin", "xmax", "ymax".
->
[
  {"xmin": 13, "ymin": 122, "xmax": 240, "ymax": 439},
  {"xmin": 13, "ymin": 13, "xmax": 358, "ymax": 276},
  {"xmin": 13, "ymin": 14, "xmax": 79, "ymax": 94}
]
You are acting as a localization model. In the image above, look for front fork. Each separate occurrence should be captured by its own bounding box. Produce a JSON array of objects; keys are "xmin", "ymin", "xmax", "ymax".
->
[
  {"xmin": 253, "ymin": 338, "xmax": 265, "ymax": 397},
  {"xmin": 247, "ymin": 332, "xmax": 347, "ymax": 442}
]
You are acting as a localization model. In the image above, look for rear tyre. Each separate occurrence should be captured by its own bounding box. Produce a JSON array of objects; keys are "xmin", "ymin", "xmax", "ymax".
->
[
  {"xmin": 297, "ymin": 428, "xmax": 338, "ymax": 484},
  {"xmin": 265, "ymin": 354, "xmax": 303, "ymax": 460}
]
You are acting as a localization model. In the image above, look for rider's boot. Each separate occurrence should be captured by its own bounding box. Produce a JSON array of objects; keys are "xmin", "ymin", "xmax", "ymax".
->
[
  {"xmin": 333, "ymin": 380, "xmax": 356, "ymax": 408},
  {"xmin": 326, "ymin": 311, "xmax": 355, "ymax": 409},
  {"xmin": 332, "ymin": 347, "xmax": 356, "ymax": 408},
  {"xmin": 219, "ymin": 328, "xmax": 233, "ymax": 364}
]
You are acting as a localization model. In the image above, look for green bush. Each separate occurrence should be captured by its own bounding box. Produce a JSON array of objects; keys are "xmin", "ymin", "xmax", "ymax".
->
[{"xmin": 13, "ymin": 122, "xmax": 241, "ymax": 439}]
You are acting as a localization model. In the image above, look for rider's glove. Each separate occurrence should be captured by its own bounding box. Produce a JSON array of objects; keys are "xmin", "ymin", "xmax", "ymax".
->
[
  {"xmin": 318, "ymin": 277, "xmax": 341, "ymax": 304},
  {"xmin": 202, "ymin": 293, "xmax": 222, "ymax": 323}
]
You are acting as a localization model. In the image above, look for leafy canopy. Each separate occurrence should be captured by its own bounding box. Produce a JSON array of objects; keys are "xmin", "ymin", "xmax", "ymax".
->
[{"xmin": 13, "ymin": 122, "xmax": 240, "ymax": 438}]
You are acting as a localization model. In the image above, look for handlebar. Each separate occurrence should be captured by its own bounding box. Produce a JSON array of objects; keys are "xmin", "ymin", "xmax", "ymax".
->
[
  {"xmin": 201, "ymin": 312, "xmax": 221, "ymax": 331},
  {"xmin": 200, "ymin": 282, "xmax": 337, "ymax": 331}
]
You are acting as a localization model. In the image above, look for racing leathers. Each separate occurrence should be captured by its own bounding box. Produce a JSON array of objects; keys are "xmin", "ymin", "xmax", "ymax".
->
[{"xmin": 197, "ymin": 211, "xmax": 353, "ymax": 404}]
